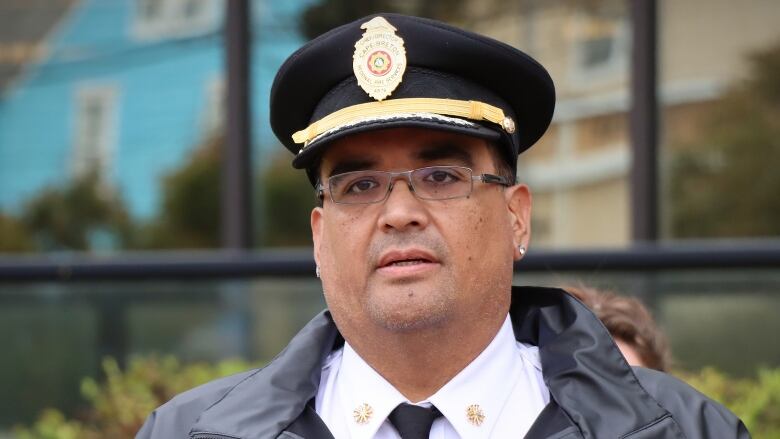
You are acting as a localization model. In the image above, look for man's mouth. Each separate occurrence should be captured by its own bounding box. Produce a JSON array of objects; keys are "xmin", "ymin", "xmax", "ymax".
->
[
  {"xmin": 384, "ymin": 258, "xmax": 431, "ymax": 267},
  {"xmin": 377, "ymin": 249, "xmax": 439, "ymax": 270}
]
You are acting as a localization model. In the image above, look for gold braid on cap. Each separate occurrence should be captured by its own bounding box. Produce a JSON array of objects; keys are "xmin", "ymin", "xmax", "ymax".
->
[{"xmin": 292, "ymin": 98, "xmax": 516, "ymax": 147}]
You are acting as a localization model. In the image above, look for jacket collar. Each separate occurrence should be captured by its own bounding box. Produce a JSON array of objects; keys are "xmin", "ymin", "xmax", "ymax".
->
[
  {"xmin": 190, "ymin": 309, "xmax": 341, "ymax": 439},
  {"xmin": 191, "ymin": 286, "xmax": 669, "ymax": 438},
  {"xmin": 512, "ymin": 286, "xmax": 669, "ymax": 437}
]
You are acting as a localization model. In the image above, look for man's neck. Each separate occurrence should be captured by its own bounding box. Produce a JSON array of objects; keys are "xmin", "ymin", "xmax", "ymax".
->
[{"xmin": 343, "ymin": 314, "xmax": 507, "ymax": 402}]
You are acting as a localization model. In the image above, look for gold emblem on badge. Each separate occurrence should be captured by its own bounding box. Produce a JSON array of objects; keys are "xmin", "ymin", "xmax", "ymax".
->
[
  {"xmin": 466, "ymin": 404, "xmax": 485, "ymax": 426},
  {"xmin": 353, "ymin": 16, "xmax": 407, "ymax": 101},
  {"xmin": 353, "ymin": 403, "xmax": 374, "ymax": 424}
]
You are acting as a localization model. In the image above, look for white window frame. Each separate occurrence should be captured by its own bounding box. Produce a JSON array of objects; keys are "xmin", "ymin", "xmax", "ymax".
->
[
  {"xmin": 132, "ymin": 0, "xmax": 220, "ymax": 41},
  {"xmin": 201, "ymin": 75, "xmax": 225, "ymax": 136},
  {"xmin": 71, "ymin": 84, "xmax": 119, "ymax": 185},
  {"xmin": 567, "ymin": 15, "xmax": 629, "ymax": 88}
]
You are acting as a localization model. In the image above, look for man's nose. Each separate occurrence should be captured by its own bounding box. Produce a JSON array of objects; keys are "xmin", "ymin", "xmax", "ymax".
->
[{"xmin": 377, "ymin": 178, "xmax": 430, "ymax": 232}]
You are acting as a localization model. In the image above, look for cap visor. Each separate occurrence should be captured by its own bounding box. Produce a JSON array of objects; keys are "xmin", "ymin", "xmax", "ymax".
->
[{"xmin": 292, "ymin": 113, "xmax": 501, "ymax": 169}]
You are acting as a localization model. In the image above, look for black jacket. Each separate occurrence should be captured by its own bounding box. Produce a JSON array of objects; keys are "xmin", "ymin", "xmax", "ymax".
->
[{"xmin": 137, "ymin": 286, "xmax": 750, "ymax": 438}]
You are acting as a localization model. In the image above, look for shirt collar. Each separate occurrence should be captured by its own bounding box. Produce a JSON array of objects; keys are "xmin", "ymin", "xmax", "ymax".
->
[
  {"xmin": 336, "ymin": 315, "xmax": 523, "ymax": 439},
  {"xmin": 337, "ymin": 342, "xmax": 407, "ymax": 439},
  {"xmin": 428, "ymin": 315, "xmax": 522, "ymax": 438}
]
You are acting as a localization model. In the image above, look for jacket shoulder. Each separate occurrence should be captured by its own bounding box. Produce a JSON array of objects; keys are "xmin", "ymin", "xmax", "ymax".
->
[
  {"xmin": 136, "ymin": 368, "xmax": 260, "ymax": 439},
  {"xmin": 633, "ymin": 367, "xmax": 751, "ymax": 439}
]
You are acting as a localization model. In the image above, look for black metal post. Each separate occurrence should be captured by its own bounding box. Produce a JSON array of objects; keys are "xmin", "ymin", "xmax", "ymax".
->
[
  {"xmin": 96, "ymin": 297, "xmax": 127, "ymax": 368},
  {"xmin": 222, "ymin": 0, "xmax": 252, "ymax": 249},
  {"xmin": 629, "ymin": 0, "xmax": 658, "ymax": 243}
]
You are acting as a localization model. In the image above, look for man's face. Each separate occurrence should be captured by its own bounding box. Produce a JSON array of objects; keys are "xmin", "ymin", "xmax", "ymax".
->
[{"xmin": 311, "ymin": 128, "xmax": 531, "ymax": 338}]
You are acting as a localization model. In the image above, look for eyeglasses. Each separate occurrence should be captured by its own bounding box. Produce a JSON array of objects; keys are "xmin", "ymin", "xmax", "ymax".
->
[{"xmin": 316, "ymin": 166, "xmax": 512, "ymax": 205}]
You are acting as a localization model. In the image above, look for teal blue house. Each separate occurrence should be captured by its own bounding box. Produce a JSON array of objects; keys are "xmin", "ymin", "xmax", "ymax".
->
[{"xmin": 0, "ymin": 0, "xmax": 313, "ymax": 219}]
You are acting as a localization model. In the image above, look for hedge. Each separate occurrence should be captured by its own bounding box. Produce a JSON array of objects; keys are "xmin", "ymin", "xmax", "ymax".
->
[{"xmin": 15, "ymin": 357, "xmax": 780, "ymax": 438}]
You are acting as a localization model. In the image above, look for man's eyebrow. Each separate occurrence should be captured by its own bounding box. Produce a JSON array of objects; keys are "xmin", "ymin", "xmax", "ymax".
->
[
  {"xmin": 325, "ymin": 142, "xmax": 474, "ymax": 177},
  {"xmin": 327, "ymin": 159, "xmax": 377, "ymax": 177},
  {"xmin": 415, "ymin": 143, "xmax": 475, "ymax": 167}
]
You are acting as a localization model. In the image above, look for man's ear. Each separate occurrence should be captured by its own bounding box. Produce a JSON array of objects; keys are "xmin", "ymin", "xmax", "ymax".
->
[
  {"xmin": 311, "ymin": 207, "xmax": 324, "ymax": 267},
  {"xmin": 505, "ymin": 184, "xmax": 532, "ymax": 260}
]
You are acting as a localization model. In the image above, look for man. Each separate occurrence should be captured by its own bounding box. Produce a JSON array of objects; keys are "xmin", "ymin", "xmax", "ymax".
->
[{"xmin": 138, "ymin": 13, "xmax": 749, "ymax": 439}]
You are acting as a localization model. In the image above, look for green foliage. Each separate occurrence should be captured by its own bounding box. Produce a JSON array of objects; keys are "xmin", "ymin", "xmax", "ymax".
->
[
  {"xmin": 668, "ymin": 42, "xmax": 780, "ymax": 238},
  {"xmin": 0, "ymin": 211, "xmax": 34, "ymax": 251},
  {"xmin": 257, "ymin": 152, "xmax": 315, "ymax": 246},
  {"xmin": 0, "ymin": 135, "xmax": 224, "ymax": 252},
  {"xmin": 14, "ymin": 410, "xmax": 85, "ymax": 439},
  {"xmin": 15, "ymin": 355, "xmax": 780, "ymax": 438},
  {"xmin": 15, "ymin": 356, "xmax": 255, "ymax": 439},
  {"xmin": 139, "ymin": 136, "xmax": 315, "ymax": 248},
  {"xmin": 20, "ymin": 170, "xmax": 133, "ymax": 251},
  {"xmin": 137, "ymin": 136, "xmax": 222, "ymax": 249},
  {"xmin": 1, "ymin": 133, "xmax": 317, "ymax": 252},
  {"xmin": 679, "ymin": 367, "xmax": 780, "ymax": 438}
]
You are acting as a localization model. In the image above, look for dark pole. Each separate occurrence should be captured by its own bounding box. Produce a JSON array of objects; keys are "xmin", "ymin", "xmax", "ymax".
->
[
  {"xmin": 222, "ymin": 0, "xmax": 252, "ymax": 249},
  {"xmin": 629, "ymin": 0, "xmax": 658, "ymax": 243},
  {"xmin": 96, "ymin": 298, "xmax": 127, "ymax": 368}
]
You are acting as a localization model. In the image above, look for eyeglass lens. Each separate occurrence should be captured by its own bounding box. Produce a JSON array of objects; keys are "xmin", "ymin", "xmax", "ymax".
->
[{"xmin": 328, "ymin": 166, "xmax": 474, "ymax": 204}]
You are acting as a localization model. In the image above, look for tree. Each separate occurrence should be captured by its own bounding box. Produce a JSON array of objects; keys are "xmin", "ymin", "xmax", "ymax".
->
[
  {"xmin": 138, "ymin": 135, "xmax": 315, "ymax": 249},
  {"xmin": 667, "ymin": 42, "xmax": 780, "ymax": 238},
  {"xmin": 137, "ymin": 136, "xmax": 222, "ymax": 249},
  {"xmin": 257, "ymin": 153, "xmax": 315, "ymax": 247},
  {"xmin": 0, "ymin": 211, "xmax": 34, "ymax": 252},
  {"xmin": 20, "ymin": 171, "xmax": 133, "ymax": 251}
]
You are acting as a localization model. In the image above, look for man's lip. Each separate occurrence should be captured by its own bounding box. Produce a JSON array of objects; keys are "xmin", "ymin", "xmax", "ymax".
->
[{"xmin": 376, "ymin": 249, "xmax": 439, "ymax": 268}]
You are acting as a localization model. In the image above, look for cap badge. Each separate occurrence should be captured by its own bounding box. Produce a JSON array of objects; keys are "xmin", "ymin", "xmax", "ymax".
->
[{"xmin": 353, "ymin": 16, "xmax": 407, "ymax": 101}]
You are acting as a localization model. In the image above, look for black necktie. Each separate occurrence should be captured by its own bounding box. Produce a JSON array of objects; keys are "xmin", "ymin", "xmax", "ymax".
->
[{"xmin": 388, "ymin": 403, "xmax": 443, "ymax": 439}]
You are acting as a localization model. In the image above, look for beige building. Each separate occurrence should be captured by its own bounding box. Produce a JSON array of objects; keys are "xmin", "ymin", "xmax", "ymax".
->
[{"xmin": 460, "ymin": 0, "xmax": 780, "ymax": 248}]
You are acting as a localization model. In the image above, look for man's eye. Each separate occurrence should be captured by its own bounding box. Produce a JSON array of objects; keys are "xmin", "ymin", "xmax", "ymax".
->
[
  {"xmin": 345, "ymin": 178, "xmax": 380, "ymax": 194},
  {"xmin": 424, "ymin": 169, "xmax": 461, "ymax": 184}
]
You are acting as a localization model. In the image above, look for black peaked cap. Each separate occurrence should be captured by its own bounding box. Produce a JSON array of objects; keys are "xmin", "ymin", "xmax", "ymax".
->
[{"xmin": 270, "ymin": 13, "xmax": 555, "ymax": 181}]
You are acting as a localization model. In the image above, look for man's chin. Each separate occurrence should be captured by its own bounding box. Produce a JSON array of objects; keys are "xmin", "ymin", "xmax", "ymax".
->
[
  {"xmin": 365, "ymin": 289, "xmax": 453, "ymax": 333},
  {"xmin": 371, "ymin": 310, "xmax": 450, "ymax": 332}
]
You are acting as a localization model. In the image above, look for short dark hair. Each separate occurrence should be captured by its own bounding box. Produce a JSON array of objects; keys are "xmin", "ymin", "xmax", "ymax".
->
[{"xmin": 487, "ymin": 141, "xmax": 516, "ymax": 183}]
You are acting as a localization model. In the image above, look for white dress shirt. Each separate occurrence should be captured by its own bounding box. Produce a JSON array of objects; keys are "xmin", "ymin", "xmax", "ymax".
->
[{"xmin": 315, "ymin": 315, "xmax": 549, "ymax": 438}]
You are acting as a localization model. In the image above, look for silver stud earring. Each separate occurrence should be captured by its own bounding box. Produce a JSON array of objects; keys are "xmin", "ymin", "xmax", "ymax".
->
[
  {"xmin": 316, "ymin": 265, "xmax": 321, "ymax": 278},
  {"xmin": 517, "ymin": 245, "xmax": 526, "ymax": 257}
]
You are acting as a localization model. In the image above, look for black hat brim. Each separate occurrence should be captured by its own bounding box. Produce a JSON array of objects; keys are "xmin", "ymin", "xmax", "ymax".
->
[{"xmin": 293, "ymin": 113, "xmax": 502, "ymax": 170}]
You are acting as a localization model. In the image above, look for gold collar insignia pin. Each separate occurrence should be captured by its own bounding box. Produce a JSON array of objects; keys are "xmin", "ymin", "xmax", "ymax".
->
[
  {"xmin": 352, "ymin": 402, "xmax": 374, "ymax": 424},
  {"xmin": 466, "ymin": 404, "xmax": 485, "ymax": 426},
  {"xmin": 353, "ymin": 16, "xmax": 407, "ymax": 101}
]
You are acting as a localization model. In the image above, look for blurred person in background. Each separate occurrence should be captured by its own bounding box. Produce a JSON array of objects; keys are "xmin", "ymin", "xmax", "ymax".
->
[
  {"xmin": 138, "ymin": 13, "xmax": 749, "ymax": 439},
  {"xmin": 565, "ymin": 285, "xmax": 671, "ymax": 372}
]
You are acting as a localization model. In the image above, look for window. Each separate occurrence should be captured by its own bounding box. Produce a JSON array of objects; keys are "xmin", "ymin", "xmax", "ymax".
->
[
  {"xmin": 581, "ymin": 36, "xmax": 615, "ymax": 69},
  {"xmin": 138, "ymin": 0, "xmax": 164, "ymax": 22},
  {"xmin": 182, "ymin": 0, "xmax": 207, "ymax": 19},
  {"xmin": 568, "ymin": 15, "xmax": 628, "ymax": 87},
  {"xmin": 202, "ymin": 75, "xmax": 225, "ymax": 135},
  {"xmin": 72, "ymin": 85, "xmax": 118, "ymax": 183},
  {"xmin": 133, "ymin": 0, "xmax": 220, "ymax": 40}
]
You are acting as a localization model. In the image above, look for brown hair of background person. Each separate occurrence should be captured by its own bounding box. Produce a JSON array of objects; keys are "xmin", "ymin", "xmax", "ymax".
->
[{"xmin": 565, "ymin": 285, "xmax": 672, "ymax": 372}]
